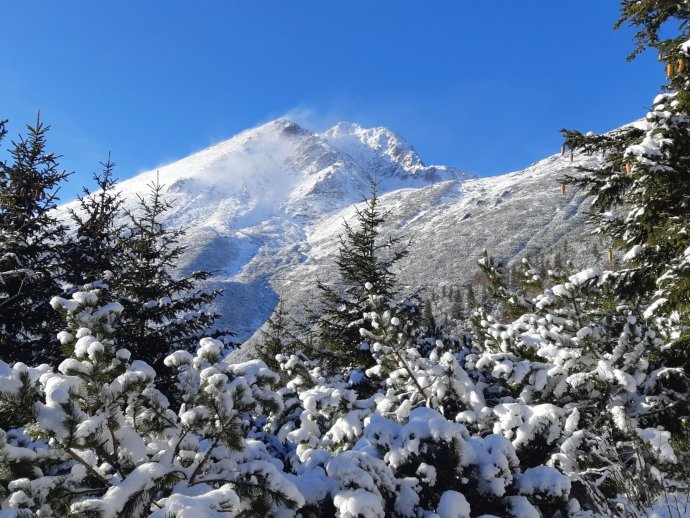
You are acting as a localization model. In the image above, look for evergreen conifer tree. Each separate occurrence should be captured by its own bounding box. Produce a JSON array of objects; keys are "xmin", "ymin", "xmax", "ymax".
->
[
  {"xmin": 465, "ymin": 285, "xmax": 476, "ymax": 309},
  {"xmin": 312, "ymin": 180, "xmax": 409, "ymax": 371},
  {"xmin": 472, "ymin": 253, "xmax": 689, "ymax": 514},
  {"xmin": 561, "ymin": 1, "xmax": 690, "ymax": 300},
  {"xmin": 113, "ymin": 177, "xmax": 226, "ymax": 376},
  {"xmin": 0, "ymin": 116, "xmax": 69, "ymax": 364},
  {"xmin": 0, "ymin": 286, "xmax": 302, "ymax": 516},
  {"xmin": 451, "ymin": 290, "xmax": 464, "ymax": 320},
  {"xmin": 259, "ymin": 299, "xmax": 299, "ymax": 372},
  {"xmin": 561, "ymin": 1, "xmax": 690, "ymax": 365},
  {"xmin": 422, "ymin": 297, "xmax": 436, "ymax": 334},
  {"xmin": 62, "ymin": 156, "xmax": 125, "ymax": 288}
]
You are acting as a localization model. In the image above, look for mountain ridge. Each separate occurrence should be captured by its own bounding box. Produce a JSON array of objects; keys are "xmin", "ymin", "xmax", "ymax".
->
[{"xmin": 58, "ymin": 119, "xmax": 600, "ymax": 344}]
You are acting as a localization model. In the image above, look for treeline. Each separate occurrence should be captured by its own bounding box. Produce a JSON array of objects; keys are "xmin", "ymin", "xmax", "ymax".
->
[{"xmin": 418, "ymin": 239, "xmax": 615, "ymax": 332}]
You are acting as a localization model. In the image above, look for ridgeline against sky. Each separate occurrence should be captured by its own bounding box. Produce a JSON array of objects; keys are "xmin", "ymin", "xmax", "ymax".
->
[{"xmin": 1, "ymin": 1, "xmax": 660, "ymax": 199}]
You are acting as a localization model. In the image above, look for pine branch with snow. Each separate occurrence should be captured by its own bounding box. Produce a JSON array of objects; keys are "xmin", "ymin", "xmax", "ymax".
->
[{"xmin": 0, "ymin": 286, "xmax": 302, "ymax": 517}]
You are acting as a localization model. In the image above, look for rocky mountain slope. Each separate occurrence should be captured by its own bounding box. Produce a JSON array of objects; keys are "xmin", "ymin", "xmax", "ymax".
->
[{"xmin": 60, "ymin": 119, "xmax": 603, "ymax": 344}]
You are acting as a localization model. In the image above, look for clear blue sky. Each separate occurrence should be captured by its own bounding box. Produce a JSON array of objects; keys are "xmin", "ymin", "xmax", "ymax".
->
[{"xmin": 1, "ymin": 1, "xmax": 662, "ymax": 200}]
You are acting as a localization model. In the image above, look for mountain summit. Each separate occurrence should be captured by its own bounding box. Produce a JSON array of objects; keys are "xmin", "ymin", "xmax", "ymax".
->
[
  {"xmin": 60, "ymin": 120, "xmax": 595, "ymax": 342},
  {"xmin": 112, "ymin": 119, "xmax": 472, "ymax": 232}
]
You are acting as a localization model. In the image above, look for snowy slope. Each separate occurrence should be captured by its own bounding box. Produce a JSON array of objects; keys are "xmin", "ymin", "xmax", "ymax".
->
[
  {"xmin": 269, "ymin": 152, "xmax": 603, "ymax": 343},
  {"xmin": 58, "ymin": 119, "xmax": 474, "ymax": 340},
  {"xmin": 59, "ymin": 119, "xmax": 604, "ymax": 345}
]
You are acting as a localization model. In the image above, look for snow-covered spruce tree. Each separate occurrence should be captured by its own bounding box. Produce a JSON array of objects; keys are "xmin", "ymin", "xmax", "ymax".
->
[
  {"xmin": 561, "ymin": 3, "xmax": 690, "ymax": 337},
  {"xmin": 0, "ymin": 285, "xmax": 302, "ymax": 517},
  {"xmin": 270, "ymin": 289, "xmax": 573, "ymax": 517},
  {"xmin": 311, "ymin": 179, "xmax": 411, "ymax": 372},
  {"xmin": 469, "ymin": 255, "xmax": 690, "ymax": 515},
  {"xmin": 113, "ymin": 177, "xmax": 227, "ymax": 380},
  {"xmin": 421, "ymin": 297, "xmax": 438, "ymax": 336},
  {"xmin": 61, "ymin": 157, "xmax": 126, "ymax": 289},
  {"xmin": 543, "ymin": 5, "xmax": 690, "ymax": 510},
  {"xmin": 0, "ymin": 116, "xmax": 69, "ymax": 365},
  {"xmin": 450, "ymin": 290, "xmax": 464, "ymax": 322}
]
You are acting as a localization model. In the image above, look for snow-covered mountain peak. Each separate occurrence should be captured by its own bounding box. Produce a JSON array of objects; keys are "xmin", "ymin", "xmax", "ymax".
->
[
  {"xmin": 323, "ymin": 121, "xmax": 421, "ymax": 168},
  {"xmin": 59, "ymin": 118, "xmax": 486, "ymax": 339},
  {"xmin": 57, "ymin": 117, "xmax": 601, "ymax": 342},
  {"xmin": 321, "ymin": 121, "xmax": 469, "ymax": 185},
  {"xmin": 105, "ymin": 119, "xmax": 473, "ymax": 231},
  {"xmin": 323, "ymin": 121, "xmax": 420, "ymax": 171}
]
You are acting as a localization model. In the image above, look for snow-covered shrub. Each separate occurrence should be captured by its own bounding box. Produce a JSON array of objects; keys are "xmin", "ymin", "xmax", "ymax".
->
[
  {"xmin": 0, "ymin": 286, "xmax": 302, "ymax": 517},
  {"xmin": 266, "ymin": 287, "xmax": 573, "ymax": 517},
  {"xmin": 471, "ymin": 259, "xmax": 690, "ymax": 514},
  {"xmin": 359, "ymin": 288, "xmax": 489, "ymax": 431},
  {"xmin": 282, "ymin": 403, "xmax": 571, "ymax": 517},
  {"xmin": 270, "ymin": 350, "xmax": 377, "ymax": 466}
]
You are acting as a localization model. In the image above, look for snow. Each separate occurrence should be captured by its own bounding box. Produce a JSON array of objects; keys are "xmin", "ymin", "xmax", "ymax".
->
[
  {"xmin": 75, "ymin": 463, "xmax": 174, "ymax": 518},
  {"xmin": 682, "ymin": 38, "xmax": 690, "ymax": 56},
  {"xmin": 164, "ymin": 350, "xmax": 194, "ymax": 367},
  {"xmin": 493, "ymin": 403, "xmax": 564, "ymax": 449},
  {"xmin": 568, "ymin": 268, "xmax": 601, "ymax": 286},
  {"xmin": 623, "ymin": 244, "xmax": 644, "ymax": 261},
  {"xmin": 152, "ymin": 484, "xmax": 241, "ymax": 517},
  {"xmin": 564, "ymin": 408, "xmax": 580, "ymax": 434},
  {"xmin": 197, "ymin": 337, "xmax": 224, "ymax": 359},
  {"xmin": 437, "ymin": 490, "xmax": 471, "ymax": 518},
  {"xmin": 0, "ymin": 362, "xmax": 48, "ymax": 396},
  {"xmin": 514, "ymin": 465, "xmax": 571, "ymax": 497},
  {"xmin": 333, "ymin": 488, "xmax": 384, "ymax": 518},
  {"xmin": 129, "ymin": 361, "xmax": 156, "ymax": 380},
  {"xmin": 636, "ymin": 427, "xmax": 677, "ymax": 463},
  {"xmin": 416, "ymin": 463, "xmax": 437, "ymax": 486},
  {"xmin": 114, "ymin": 427, "xmax": 148, "ymax": 464},
  {"xmin": 74, "ymin": 332, "xmax": 98, "ymax": 358},
  {"xmin": 287, "ymin": 468, "xmax": 331, "ymax": 505},
  {"xmin": 646, "ymin": 492, "xmax": 690, "ymax": 517},
  {"xmin": 644, "ymin": 298, "xmax": 668, "ymax": 319},
  {"xmin": 611, "ymin": 405, "xmax": 631, "ymax": 432},
  {"xmin": 36, "ymin": 375, "xmax": 84, "ymax": 440},
  {"xmin": 505, "ymin": 496, "xmax": 540, "ymax": 518},
  {"xmin": 551, "ymin": 284, "xmax": 572, "ymax": 298},
  {"xmin": 72, "ymin": 291, "xmax": 98, "ymax": 306}
]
